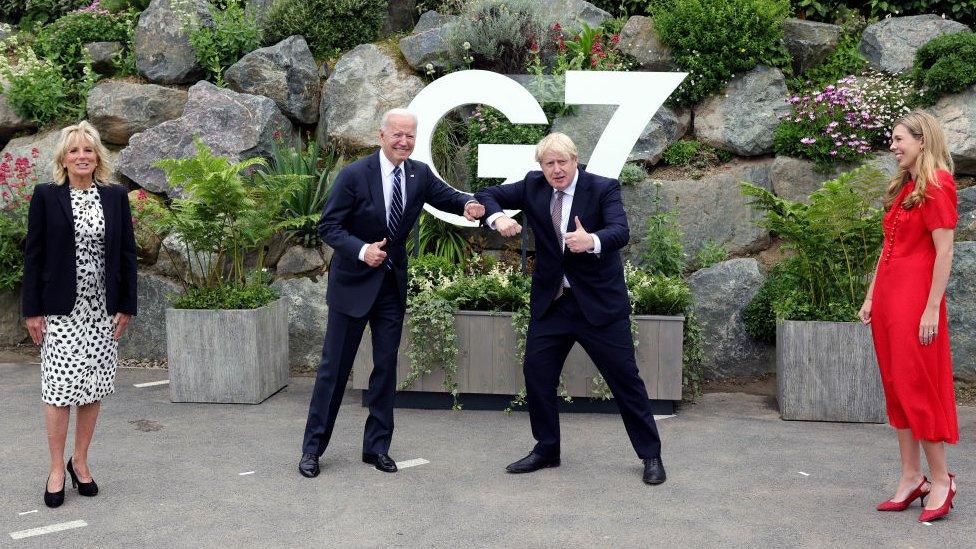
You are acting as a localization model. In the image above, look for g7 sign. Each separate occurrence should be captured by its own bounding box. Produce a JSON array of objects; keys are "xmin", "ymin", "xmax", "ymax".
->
[{"xmin": 408, "ymin": 70, "xmax": 686, "ymax": 226}]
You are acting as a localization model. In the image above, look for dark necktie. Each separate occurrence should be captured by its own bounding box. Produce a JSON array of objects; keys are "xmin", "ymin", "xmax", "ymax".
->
[
  {"xmin": 385, "ymin": 166, "xmax": 403, "ymax": 270},
  {"xmin": 551, "ymin": 190, "xmax": 565, "ymax": 299}
]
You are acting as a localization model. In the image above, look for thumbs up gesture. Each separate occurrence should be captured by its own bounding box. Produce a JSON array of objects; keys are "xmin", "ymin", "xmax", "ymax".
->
[
  {"xmin": 364, "ymin": 237, "xmax": 388, "ymax": 268},
  {"xmin": 564, "ymin": 216, "xmax": 594, "ymax": 253}
]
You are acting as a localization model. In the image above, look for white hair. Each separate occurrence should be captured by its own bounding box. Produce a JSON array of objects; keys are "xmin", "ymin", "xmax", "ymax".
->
[{"xmin": 380, "ymin": 108, "xmax": 417, "ymax": 130}]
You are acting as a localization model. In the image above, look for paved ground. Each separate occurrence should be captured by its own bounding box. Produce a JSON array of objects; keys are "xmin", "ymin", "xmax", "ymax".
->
[{"xmin": 1, "ymin": 362, "xmax": 973, "ymax": 548}]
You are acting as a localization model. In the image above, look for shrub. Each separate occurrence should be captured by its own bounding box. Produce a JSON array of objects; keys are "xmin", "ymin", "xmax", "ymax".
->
[
  {"xmin": 640, "ymin": 182, "xmax": 686, "ymax": 276},
  {"xmin": 661, "ymin": 139, "xmax": 700, "ymax": 165},
  {"xmin": 694, "ymin": 240, "xmax": 727, "ymax": 269},
  {"xmin": 866, "ymin": 0, "xmax": 976, "ymax": 27},
  {"xmin": 650, "ymin": 0, "xmax": 792, "ymax": 107},
  {"xmin": 618, "ymin": 162, "xmax": 646, "ymax": 185},
  {"xmin": 408, "ymin": 211, "xmax": 473, "ymax": 264},
  {"xmin": 34, "ymin": 8, "xmax": 134, "ymax": 80},
  {"xmin": 185, "ymin": 0, "xmax": 261, "ymax": 84},
  {"xmin": 774, "ymin": 72, "xmax": 914, "ymax": 169},
  {"xmin": 98, "ymin": 0, "xmax": 149, "ymax": 12},
  {"xmin": 23, "ymin": 0, "xmax": 89, "ymax": 24},
  {"xmin": 0, "ymin": 150, "xmax": 40, "ymax": 292},
  {"xmin": 0, "ymin": 44, "xmax": 95, "ymax": 124},
  {"xmin": 466, "ymin": 105, "xmax": 548, "ymax": 193},
  {"xmin": 586, "ymin": 0, "xmax": 653, "ymax": 16},
  {"xmin": 528, "ymin": 21, "xmax": 629, "ymax": 73},
  {"xmin": 450, "ymin": 0, "xmax": 548, "ymax": 73},
  {"xmin": 0, "ymin": 0, "xmax": 25, "ymax": 22},
  {"xmin": 741, "ymin": 165, "xmax": 885, "ymax": 325},
  {"xmin": 171, "ymin": 283, "xmax": 278, "ymax": 309},
  {"xmin": 742, "ymin": 262, "xmax": 794, "ymax": 343},
  {"xmin": 788, "ymin": 13, "xmax": 867, "ymax": 92},
  {"xmin": 913, "ymin": 31, "xmax": 976, "ymax": 105},
  {"xmin": 262, "ymin": 0, "xmax": 386, "ymax": 58},
  {"xmin": 626, "ymin": 265, "xmax": 691, "ymax": 316}
]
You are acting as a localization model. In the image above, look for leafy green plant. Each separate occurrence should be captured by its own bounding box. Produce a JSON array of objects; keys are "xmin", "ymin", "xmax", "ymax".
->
[
  {"xmin": 650, "ymin": 0, "xmax": 792, "ymax": 107},
  {"xmin": 640, "ymin": 182, "xmax": 686, "ymax": 276},
  {"xmin": 99, "ymin": 0, "xmax": 149, "ymax": 12},
  {"xmin": 867, "ymin": 0, "xmax": 976, "ymax": 27},
  {"xmin": 450, "ymin": 0, "xmax": 548, "ymax": 74},
  {"xmin": 34, "ymin": 8, "xmax": 135, "ymax": 80},
  {"xmin": 185, "ymin": 0, "xmax": 261, "ymax": 85},
  {"xmin": 694, "ymin": 239, "xmax": 728, "ymax": 269},
  {"xmin": 407, "ymin": 211, "xmax": 473, "ymax": 265},
  {"xmin": 681, "ymin": 311, "xmax": 705, "ymax": 400},
  {"xmin": 587, "ymin": 0, "xmax": 654, "ymax": 16},
  {"xmin": 262, "ymin": 0, "xmax": 386, "ymax": 58},
  {"xmin": 466, "ymin": 105, "xmax": 548, "ymax": 192},
  {"xmin": 252, "ymin": 136, "xmax": 342, "ymax": 248},
  {"xmin": 741, "ymin": 165, "xmax": 885, "ymax": 324},
  {"xmin": 913, "ymin": 31, "xmax": 976, "ymax": 105},
  {"xmin": 788, "ymin": 14, "xmax": 867, "ymax": 92},
  {"xmin": 743, "ymin": 262, "xmax": 794, "ymax": 343},
  {"xmin": 171, "ymin": 282, "xmax": 278, "ymax": 309},
  {"xmin": 0, "ymin": 150, "xmax": 39, "ymax": 292},
  {"xmin": 0, "ymin": 0, "xmax": 25, "ymax": 22},
  {"xmin": 22, "ymin": 0, "xmax": 89, "ymax": 25},
  {"xmin": 0, "ymin": 43, "xmax": 95, "ymax": 125},
  {"xmin": 661, "ymin": 139, "xmax": 699, "ymax": 165},
  {"xmin": 618, "ymin": 162, "xmax": 646, "ymax": 185},
  {"xmin": 149, "ymin": 139, "xmax": 298, "ymax": 308},
  {"xmin": 626, "ymin": 265, "xmax": 692, "ymax": 316}
]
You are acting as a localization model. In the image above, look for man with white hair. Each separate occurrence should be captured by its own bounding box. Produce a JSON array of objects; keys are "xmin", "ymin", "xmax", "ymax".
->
[
  {"xmin": 299, "ymin": 109, "xmax": 485, "ymax": 478},
  {"xmin": 475, "ymin": 132, "xmax": 666, "ymax": 485}
]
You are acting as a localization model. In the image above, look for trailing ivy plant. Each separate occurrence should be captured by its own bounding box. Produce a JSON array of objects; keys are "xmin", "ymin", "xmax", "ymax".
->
[{"xmin": 401, "ymin": 292, "xmax": 461, "ymax": 408}]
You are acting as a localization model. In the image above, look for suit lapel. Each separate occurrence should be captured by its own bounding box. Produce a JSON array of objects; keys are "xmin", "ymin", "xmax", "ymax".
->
[
  {"xmin": 566, "ymin": 169, "xmax": 590, "ymax": 234},
  {"xmin": 55, "ymin": 183, "xmax": 73, "ymax": 223},
  {"xmin": 403, "ymin": 159, "xmax": 420, "ymax": 221},
  {"xmin": 368, "ymin": 153, "xmax": 387, "ymax": 229}
]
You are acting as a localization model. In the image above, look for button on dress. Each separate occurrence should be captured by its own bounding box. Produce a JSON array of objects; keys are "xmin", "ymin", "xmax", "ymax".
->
[
  {"xmin": 870, "ymin": 170, "xmax": 958, "ymax": 443},
  {"xmin": 40, "ymin": 186, "xmax": 117, "ymax": 406}
]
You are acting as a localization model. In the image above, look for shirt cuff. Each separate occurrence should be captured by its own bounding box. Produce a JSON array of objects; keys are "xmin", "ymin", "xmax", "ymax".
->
[
  {"xmin": 358, "ymin": 243, "xmax": 369, "ymax": 262},
  {"xmin": 589, "ymin": 233, "xmax": 601, "ymax": 254},
  {"xmin": 486, "ymin": 212, "xmax": 504, "ymax": 231}
]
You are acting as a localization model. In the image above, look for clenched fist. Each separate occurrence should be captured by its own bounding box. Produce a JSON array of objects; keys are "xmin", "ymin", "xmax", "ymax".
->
[
  {"xmin": 464, "ymin": 201, "xmax": 485, "ymax": 221},
  {"xmin": 494, "ymin": 215, "xmax": 522, "ymax": 237}
]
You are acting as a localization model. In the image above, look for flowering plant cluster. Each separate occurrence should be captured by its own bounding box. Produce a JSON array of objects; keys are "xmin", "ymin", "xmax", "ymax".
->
[
  {"xmin": 774, "ymin": 72, "xmax": 915, "ymax": 168},
  {"xmin": 0, "ymin": 151, "xmax": 39, "ymax": 291},
  {"xmin": 72, "ymin": 0, "xmax": 110, "ymax": 15},
  {"xmin": 526, "ymin": 21, "xmax": 628, "ymax": 76}
]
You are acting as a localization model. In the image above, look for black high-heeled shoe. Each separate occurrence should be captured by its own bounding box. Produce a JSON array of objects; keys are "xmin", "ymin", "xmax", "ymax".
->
[
  {"xmin": 44, "ymin": 475, "xmax": 65, "ymax": 508},
  {"xmin": 66, "ymin": 458, "xmax": 98, "ymax": 497}
]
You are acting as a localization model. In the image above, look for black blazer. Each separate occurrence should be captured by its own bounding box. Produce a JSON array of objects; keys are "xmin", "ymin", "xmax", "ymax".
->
[
  {"xmin": 319, "ymin": 152, "xmax": 471, "ymax": 318},
  {"xmin": 475, "ymin": 168, "xmax": 631, "ymax": 326},
  {"xmin": 22, "ymin": 182, "xmax": 138, "ymax": 317}
]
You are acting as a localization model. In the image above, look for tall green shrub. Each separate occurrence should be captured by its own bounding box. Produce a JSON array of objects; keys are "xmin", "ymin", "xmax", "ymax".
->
[
  {"xmin": 913, "ymin": 31, "xmax": 976, "ymax": 105},
  {"xmin": 185, "ymin": 0, "xmax": 261, "ymax": 84},
  {"xmin": 640, "ymin": 182, "xmax": 686, "ymax": 276},
  {"xmin": 261, "ymin": 0, "xmax": 386, "ymax": 57},
  {"xmin": 34, "ymin": 9, "xmax": 134, "ymax": 79},
  {"xmin": 450, "ymin": 0, "xmax": 548, "ymax": 74},
  {"xmin": 650, "ymin": 0, "xmax": 792, "ymax": 107},
  {"xmin": 22, "ymin": 0, "xmax": 88, "ymax": 24}
]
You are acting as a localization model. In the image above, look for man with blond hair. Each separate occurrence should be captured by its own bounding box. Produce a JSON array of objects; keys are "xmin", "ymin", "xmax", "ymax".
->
[{"xmin": 475, "ymin": 132, "xmax": 665, "ymax": 485}]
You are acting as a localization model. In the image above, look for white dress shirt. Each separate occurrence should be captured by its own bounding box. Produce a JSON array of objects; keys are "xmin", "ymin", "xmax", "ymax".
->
[{"xmin": 358, "ymin": 152, "xmax": 407, "ymax": 262}]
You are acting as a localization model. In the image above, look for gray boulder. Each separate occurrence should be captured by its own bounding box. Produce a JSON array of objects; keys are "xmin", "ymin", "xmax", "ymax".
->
[
  {"xmin": 927, "ymin": 85, "xmax": 976, "ymax": 175},
  {"xmin": 958, "ymin": 185, "xmax": 976, "ymax": 241},
  {"xmin": 398, "ymin": 11, "xmax": 458, "ymax": 72},
  {"xmin": 617, "ymin": 15, "xmax": 672, "ymax": 71},
  {"xmin": 1, "ymin": 129, "xmax": 63, "ymax": 185},
  {"xmin": 859, "ymin": 15, "xmax": 970, "ymax": 74},
  {"xmin": 225, "ymin": 36, "xmax": 321, "ymax": 125},
  {"xmin": 135, "ymin": 0, "xmax": 213, "ymax": 84},
  {"xmin": 623, "ymin": 160, "xmax": 774, "ymax": 259},
  {"xmin": 87, "ymin": 81, "xmax": 188, "ymax": 146},
  {"xmin": 948, "ymin": 242, "xmax": 976, "ymax": 380},
  {"xmin": 770, "ymin": 154, "xmax": 898, "ymax": 204},
  {"xmin": 276, "ymin": 244, "xmax": 326, "ymax": 276},
  {"xmin": 317, "ymin": 44, "xmax": 424, "ymax": 150},
  {"xmin": 0, "ymin": 94, "xmax": 36, "ymax": 148},
  {"xmin": 550, "ymin": 104, "xmax": 688, "ymax": 165},
  {"xmin": 118, "ymin": 81, "xmax": 294, "ymax": 196},
  {"xmin": 382, "ymin": 0, "xmax": 417, "ymax": 36},
  {"xmin": 536, "ymin": 0, "xmax": 610, "ymax": 33},
  {"xmin": 118, "ymin": 272, "xmax": 182, "ymax": 361},
  {"xmin": 688, "ymin": 258, "xmax": 774, "ymax": 379},
  {"xmin": 0, "ymin": 286, "xmax": 26, "ymax": 345},
  {"xmin": 694, "ymin": 66, "xmax": 790, "ymax": 156},
  {"xmin": 781, "ymin": 18, "xmax": 842, "ymax": 74},
  {"xmin": 83, "ymin": 42, "xmax": 122, "ymax": 74},
  {"xmin": 270, "ymin": 275, "xmax": 328, "ymax": 371}
]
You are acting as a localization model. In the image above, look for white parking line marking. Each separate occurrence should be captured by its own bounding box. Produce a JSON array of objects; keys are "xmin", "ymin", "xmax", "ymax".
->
[
  {"xmin": 923, "ymin": 522, "xmax": 933, "ymax": 526},
  {"xmin": 133, "ymin": 380, "xmax": 170, "ymax": 388},
  {"xmin": 798, "ymin": 471, "xmax": 810, "ymax": 477},
  {"xmin": 239, "ymin": 471, "xmax": 255, "ymax": 476},
  {"xmin": 396, "ymin": 458, "xmax": 429, "ymax": 469},
  {"xmin": 10, "ymin": 520, "xmax": 87, "ymax": 539},
  {"xmin": 17, "ymin": 510, "xmax": 38, "ymax": 516},
  {"xmin": 653, "ymin": 414, "xmax": 676, "ymax": 420}
]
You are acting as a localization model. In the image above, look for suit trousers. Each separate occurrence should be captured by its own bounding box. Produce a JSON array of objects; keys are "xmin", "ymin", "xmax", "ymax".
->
[
  {"xmin": 302, "ymin": 270, "xmax": 404, "ymax": 457},
  {"xmin": 523, "ymin": 290, "xmax": 662, "ymax": 460}
]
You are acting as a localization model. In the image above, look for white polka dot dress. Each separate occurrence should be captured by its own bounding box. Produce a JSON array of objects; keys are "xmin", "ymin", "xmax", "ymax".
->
[{"xmin": 41, "ymin": 186, "xmax": 117, "ymax": 406}]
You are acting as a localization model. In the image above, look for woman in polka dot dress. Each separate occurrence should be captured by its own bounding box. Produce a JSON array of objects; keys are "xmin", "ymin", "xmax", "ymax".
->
[{"xmin": 22, "ymin": 121, "xmax": 137, "ymax": 508}]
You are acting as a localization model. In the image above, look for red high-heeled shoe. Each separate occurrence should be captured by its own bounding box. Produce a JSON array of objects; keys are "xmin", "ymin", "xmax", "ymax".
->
[
  {"xmin": 919, "ymin": 474, "xmax": 956, "ymax": 522},
  {"xmin": 877, "ymin": 476, "xmax": 929, "ymax": 511}
]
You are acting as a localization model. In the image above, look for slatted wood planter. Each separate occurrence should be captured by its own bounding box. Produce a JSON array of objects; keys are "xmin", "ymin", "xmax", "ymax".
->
[
  {"xmin": 166, "ymin": 297, "xmax": 290, "ymax": 404},
  {"xmin": 352, "ymin": 311, "xmax": 684, "ymax": 401},
  {"xmin": 777, "ymin": 320, "xmax": 886, "ymax": 423}
]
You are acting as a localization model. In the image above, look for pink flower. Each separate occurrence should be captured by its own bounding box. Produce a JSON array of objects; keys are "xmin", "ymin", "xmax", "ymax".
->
[{"xmin": 800, "ymin": 137, "xmax": 816, "ymax": 145}]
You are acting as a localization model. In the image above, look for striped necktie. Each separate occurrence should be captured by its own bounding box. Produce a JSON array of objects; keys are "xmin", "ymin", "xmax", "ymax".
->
[
  {"xmin": 552, "ymin": 190, "xmax": 565, "ymax": 299},
  {"xmin": 388, "ymin": 165, "xmax": 403, "ymax": 238}
]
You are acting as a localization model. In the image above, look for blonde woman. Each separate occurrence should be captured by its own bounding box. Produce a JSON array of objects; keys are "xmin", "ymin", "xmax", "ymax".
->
[
  {"xmin": 859, "ymin": 111, "xmax": 958, "ymax": 522},
  {"xmin": 22, "ymin": 121, "xmax": 137, "ymax": 508}
]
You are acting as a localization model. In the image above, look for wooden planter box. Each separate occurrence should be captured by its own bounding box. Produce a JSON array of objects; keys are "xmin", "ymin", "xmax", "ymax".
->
[
  {"xmin": 0, "ymin": 286, "xmax": 27, "ymax": 345},
  {"xmin": 166, "ymin": 297, "xmax": 289, "ymax": 404},
  {"xmin": 777, "ymin": 320, "xmax": 886, "ymax": 423},
  {"xmin": 352, "ymin": 311, "xmax": 684, "ymax": 401}
]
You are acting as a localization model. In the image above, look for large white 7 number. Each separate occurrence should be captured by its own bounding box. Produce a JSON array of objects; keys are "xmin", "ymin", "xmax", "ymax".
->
[{"xmin": 409, "ymin": 70, "xmax": 686, "ymax": 226}]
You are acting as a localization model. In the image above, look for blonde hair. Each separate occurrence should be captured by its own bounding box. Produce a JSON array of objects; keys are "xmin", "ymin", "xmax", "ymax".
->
[
  {"xmin": 884, "ymin": 111, "xmax": 953, "ymax": 210},
  {"xmin": 51, "ymin": 121, "xmax": 114, "ymax": 185},
  {"xmin": 535, "ymin": 132, "xmax": 578, "ymax": 163}
]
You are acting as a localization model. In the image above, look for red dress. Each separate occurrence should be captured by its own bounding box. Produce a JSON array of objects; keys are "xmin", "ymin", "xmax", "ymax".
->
[{"xmin": 871, "ymin": 170, "xmax": 958, "ymax": 443}]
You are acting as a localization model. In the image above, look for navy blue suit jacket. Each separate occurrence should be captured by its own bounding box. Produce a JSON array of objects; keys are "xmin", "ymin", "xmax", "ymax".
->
[
  {"xmin": 319, "ymin": 152, "xmax": 471, "ymax": 318},
  {"xmin": 22, "ymin": 182, "xmax": 137, "ymax": 317},
  {"xmin": 475, "ymin": 168, "xmax": 631, "ymax": 326}
]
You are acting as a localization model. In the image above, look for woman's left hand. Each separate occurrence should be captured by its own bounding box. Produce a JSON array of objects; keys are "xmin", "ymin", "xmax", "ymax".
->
[
  {"xmin": 113, "ymin": 313, "xmax": 132, "ymax": 340},
  {"xmin": 918, "ymin": 306, "xmax": 939, "ymax": 346}
]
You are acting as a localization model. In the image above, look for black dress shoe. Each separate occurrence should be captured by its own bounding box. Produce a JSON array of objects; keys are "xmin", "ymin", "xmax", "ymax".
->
[
  {"xmin": 505, "ymin": 452, "xmax": 560, "ymax": 474},
  {"xmin": 298, "ymin": 453, "xmax": 320, "ymax": 478},
  {"xmin": 44, "ymin": 475, "xmax": 65, "ymax": 508},
  {"xmin": 67, "ymin": 458, "xmax": 98, "ymax": 497},
  {"xmin": 642, "ymin": 457, "xmax": 666, "ymax": 485},
  {"xmin": 362, "ymin": 453, "xmax": 397, "ymax": 473}
]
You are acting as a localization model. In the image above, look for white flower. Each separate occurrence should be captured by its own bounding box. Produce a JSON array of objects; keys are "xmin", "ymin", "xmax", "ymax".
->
[{"xmin": 462, "ymin": 41, "xmax": 471, "ymax": 50}]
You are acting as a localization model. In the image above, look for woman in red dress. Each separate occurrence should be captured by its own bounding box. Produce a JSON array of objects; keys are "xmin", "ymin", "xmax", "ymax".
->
[{"xmin": 859, "ymin": 111, "xmax": 959, "ymax": 522}]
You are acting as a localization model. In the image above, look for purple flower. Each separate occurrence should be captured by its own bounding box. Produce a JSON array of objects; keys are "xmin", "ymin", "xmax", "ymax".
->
[{"xmin": 800, "ymin": 137, "xmax": 816, "ymax": 145}]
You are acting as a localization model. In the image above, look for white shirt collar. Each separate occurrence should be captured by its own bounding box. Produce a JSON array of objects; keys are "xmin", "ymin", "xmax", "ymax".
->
[{"xmin": 378, "ymin": 150, "xmax": 404, "ymax": 177}]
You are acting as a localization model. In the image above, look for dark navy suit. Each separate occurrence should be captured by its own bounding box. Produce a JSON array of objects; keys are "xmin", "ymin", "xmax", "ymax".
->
[
  {"xmin": 302, "ymin": 152, "xmax": 471, "ymax": 458},
  {"xmin": 475, "ymin": 168, "xmax": 661, "ymax": 460}
]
